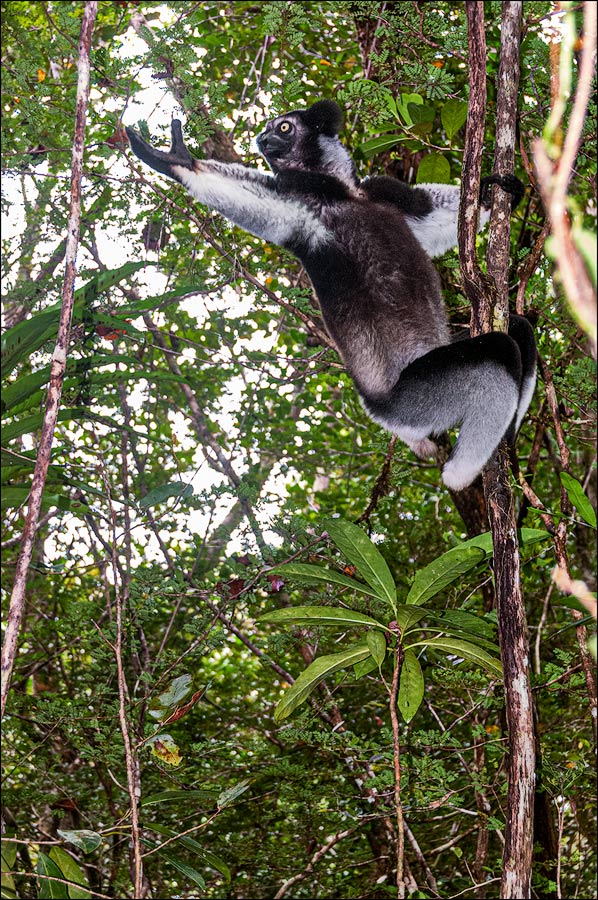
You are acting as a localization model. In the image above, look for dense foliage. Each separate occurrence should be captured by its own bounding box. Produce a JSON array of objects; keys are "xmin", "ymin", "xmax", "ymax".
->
[{"xmin": 1, "ymin": 2, "xmax": 596, "ymax": 898}]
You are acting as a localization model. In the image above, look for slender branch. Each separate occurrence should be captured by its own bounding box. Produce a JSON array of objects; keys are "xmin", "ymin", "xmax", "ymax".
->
[
  {"xmin": 99, "ymin": 460, "xmax": 145, "ymax": 898},
  {"xmin": 273, "ymin": 827, "xmax": 357, "ymax": 899},
  {"xmin": 389, "ymin": 633, "xmax": 405, "ymax": 899},
  {"xmin": 532, "ymin": 1, "xmax": 597, "ymax": 355},
  {"xmin": 1, "ymin": 0, "xmax": 98, "ymax": 719}
]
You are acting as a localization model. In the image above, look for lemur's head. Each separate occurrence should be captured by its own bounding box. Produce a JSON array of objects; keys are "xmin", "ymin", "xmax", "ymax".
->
[{"xmin": 257, "ymin": 100, "xmax": 356, "ymax": 185}]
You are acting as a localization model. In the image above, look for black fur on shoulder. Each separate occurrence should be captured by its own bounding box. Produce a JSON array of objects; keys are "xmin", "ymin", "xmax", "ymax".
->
[
  {"xmin": 299, "ymin": 100, "xmax": 343, "ymax": 136},
  {"xmin": 275, "ymin": 169, "xmax": 353, "ymax": 201},
  {"xmin": 363, "ymin": 176, "xmax": 434, "ymax": 217}
]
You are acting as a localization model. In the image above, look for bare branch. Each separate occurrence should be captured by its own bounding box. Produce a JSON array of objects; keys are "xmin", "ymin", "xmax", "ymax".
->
[{"xmin": 1, "ymin": 0, "xmax": 98, "ymax": 719}]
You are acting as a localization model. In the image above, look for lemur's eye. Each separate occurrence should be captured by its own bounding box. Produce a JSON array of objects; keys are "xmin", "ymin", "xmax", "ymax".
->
[{"xmin": 278, "ymin": 121, "xmax": 293, "ymax": 134}]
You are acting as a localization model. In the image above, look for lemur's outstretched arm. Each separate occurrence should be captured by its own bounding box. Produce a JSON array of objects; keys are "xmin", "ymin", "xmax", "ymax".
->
[{"xmin": 125, "ymin": 121, "xmax": 330, "ymax": 252}]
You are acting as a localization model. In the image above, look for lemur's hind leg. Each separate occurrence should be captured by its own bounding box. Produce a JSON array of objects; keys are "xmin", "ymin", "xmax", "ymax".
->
[{"xmin": 363, "ymin": 333, "xmax": 522, "ymax": 491}]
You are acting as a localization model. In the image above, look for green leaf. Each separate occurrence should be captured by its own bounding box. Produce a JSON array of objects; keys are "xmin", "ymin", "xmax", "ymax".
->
[
  {"xmin": 407, "ymin": 546, "xmax": 486, "ymax": 606},
  {"xmin": 323, "ymin": 519, "xmax": 397, "ymax": 611},
  {"xmin": 1, "ymin": 262, "xmax": 151, "ymax": 377},
  {"xmin": 155, "ymin": 850, "xmax": 206, "ymax": 890},
  {"xmin": 274, "ymin": 643, "xmax": 371, "ymax": 722},
  {"xmin": 148, "ymin": 824, "xmax": 230, "ymax": 882},
  {"xmin": 416, "ymin": 153, "xmax": 451, "ymax": 184},
  {"xmin": 1, "ymin": 841, "xmax": 17, "ymax": 900},
  {"xmin": 139, "ymin": 481, "xmax": 194, "ymax": 509},
  {"xmin": 572, "ymin": 225, "xmax": 597, "ymax": 288},
  {"xmin": 560, "ymin": 472, "xmax": 597, "ymax": 528},
  {"xmin": 395, "ymin": 605, "xmax": 428, "ymax": 632},
  {"xmin": 267, "ymin": 562, "xmax": 383, "ymax": 599},
  {"xmin": 461, "ymin": 528, "xmax": 551, "ymax": 554},
  {"xmin": 358, "ymin": 134, "xmax": 404, "ymax": 157},
  {"xmin": 425, "ymin": 609, "xmax": 496, "ymax": 640},
  {"xmin": 441, "ymin": 99, "xmax": 468, "ymax": 140},
  {"xmin": 36, "ymin": 853, "xmax": 68, "ymax": 899},
  {"xmin": 217, "ymin": 780, "xmax": 251, "ymax": 808},
  {"xmin": 366, "ymin": 631, "xmax": 387, "ymax": 666},
  {"xmin": 409, "ymin": 636, "xmax": 502, "ymax": 677},
  {"xmin": 396, "ymin": 92, "xmax": 424, "ymax": 124},
  {"xmin": 408, "ymin": 103, "xmax": 435, "ymax": 135},
  {"xmin": 398, "ymin": 649, "xmax": 425, "ymax": 723},
  {"xmin": 48, "ymin": 848, "xmax": 90, "ymax": 899},
  {"xmin": 353, "ymin": 656, "xmax": 381, "ymax": 679},
  {"xmin": 260, "ymin": 605, "xmax": 387, "ymax": 631},
  {"xmin": 57, "ymin": 830, "xmax": 101, "ymax": 854},
  {"xmin": 2, "ymin": 407, "xmax": 90, "ymax": 444},
  {"xmin": 143, "ymin": 788, "xmax": 218, "ymax": 806},
  {"xmin": 149, "ymin": 674, "xmax": 192, "ymax": 718}
]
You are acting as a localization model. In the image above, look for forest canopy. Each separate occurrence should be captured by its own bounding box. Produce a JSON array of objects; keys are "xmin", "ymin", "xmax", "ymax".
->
[{"xmin": 1, "ymin": 2, "xmax": 596, "ymax": 899}]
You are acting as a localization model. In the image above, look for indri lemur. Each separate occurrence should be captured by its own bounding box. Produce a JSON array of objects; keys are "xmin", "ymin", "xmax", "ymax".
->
[{"xmin": 126, "ymin": 100, "xmax": 536, "ymax": 490}]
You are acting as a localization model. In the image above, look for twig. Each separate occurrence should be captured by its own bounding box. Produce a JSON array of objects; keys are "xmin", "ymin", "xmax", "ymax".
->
[
  {"xmin": 532, "ymin": 1, "xmax": 597, "ymax": 355},
  {"xmin": 273, "ymin": 827, "xmax": 357, "ymax": 898},
  {"xmin": 388, "ymin": 633, "xmax": 406, "ymax": 899}
]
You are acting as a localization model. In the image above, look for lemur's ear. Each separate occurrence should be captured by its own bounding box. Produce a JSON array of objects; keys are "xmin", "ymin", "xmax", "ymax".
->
[{"xmin": 302, "ymin": 100, "xmax": 343, "ymax": 136}]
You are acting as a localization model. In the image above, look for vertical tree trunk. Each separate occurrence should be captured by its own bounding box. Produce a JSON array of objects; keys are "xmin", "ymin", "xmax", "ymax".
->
[{"xmin": 460, "ymin": 4, "xmax": 536, "ymax": 897}]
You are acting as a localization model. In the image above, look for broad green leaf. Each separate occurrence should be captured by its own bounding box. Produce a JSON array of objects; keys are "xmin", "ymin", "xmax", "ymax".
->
[
  {"xmin": 2, "ymin": 408, "xmax": 90, "ymax": 444},
  {"xmin": 149, "ymin": 674, "xmax": 192, "ymax": 717},
  {"xmin": 155, "ymin": 850, "xmax": 206, "ymax": 890},
  {"xmin": 551, "ymin": 594, "xmax": 593, "ymax": 614},
  {"xmin": 426, "ymin": 609, "xmax": 496, "ymax": 640},
  {"xmin": 416, "ymin": 153, "xmax": 451, "ymax": 184},
  {"xmin": 1, "ymin": 842, "xmax": 17, "ymax": 900},
  {"xmin": 260, "ymin": 605, "xmax": 387, "ymax": 631},
  {"xmin": 395, "ymin": 605, "xmax": 428, "ymax": 633},
  {"xmin": 143, "ymin": 788, "xmax": 218, "ymax": 806},
  {"xmin": 149, "ymin": 824, "xmax": 231, "ymax": 882},
  {"xmin": 560, "ymin": 472, "xmax": 596, "ymax": 528},
  {"xmin": 323, "ymin": 519, "xmax": 397, "ymax": 611},
  {"xmin": 274, "ymin": 643, "xmax": 371, "ymax": 722},
  {"xmin": 57, "ymin": 830, "xmax": 101, "ymax": 854},
  {"xmin": 353, "ymin": 656, "xmax": 381, "ymax": 679},
  {"xmin": 366, "ymin": 631, "xmax": 387, "ymax": 665},
  {"xmin": 1, "ymin": 262, "xmax": 151, "ymax": 376},
  {"xmin": 217, "ymin": 780, "xmax": 250, "ymax": 808},
  {"xmin": 409, "ymin": 636, "xmax": 502, "ymax": 677},
  {"xmin": 139, "ymin": 481, "xmax": 194, "ymax": 509},
  {"xmin": 267, "ymin": 562, "xmax": 382, "ymax": 598},
  {"xmin": 441, "ymin": 99, "xmax": 468, "ymax": 140},
  {"xmin": 407, "ymin": 546, "xmax": 486, "ymax": 605},
  {"xmin": 408, "ymin": 103, "xmax": 435, "ymax": 135},
  {"xmin": 460, "ymin": 528, "xmax": 551, "ymax": 554},
  {"xmin": 572, "ymin": 225, "xmax": 597, "ymax": 288},
  {"xmin": 48, "ymin": 848, "xmax": 90, "ymax": 899},
  {"xmin": 398, "ymin": 649, "xmax": 425, "ymax": 723},
  {"xmin": 36, "ymin": 853, "xmax": 68, "ymax": 899},
  {"xmin": 358, "ymin": 134, "xmax": 404, "ymax": 157},
  {"xmin": 396, "ymin": 92, "xmax": 424, "ymax": 125}
]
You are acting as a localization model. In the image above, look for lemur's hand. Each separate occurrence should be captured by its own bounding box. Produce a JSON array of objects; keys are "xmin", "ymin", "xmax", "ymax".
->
[
  {"xmin": 480, "ymin": 173, "xmax": 525, "ymax": 212},
  {"xmin": 125, "ymin": 120, "xmax": 194, "ymax": 178}
]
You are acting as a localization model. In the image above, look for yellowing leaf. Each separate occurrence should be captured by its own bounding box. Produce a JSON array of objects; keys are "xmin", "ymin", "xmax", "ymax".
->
[
  {"xmin": 150, "ymin": 734, "xmax": 182, "ymax": 767},
  {"xmin": 37, "ymin": 68, "xmax": 46, "ymax": 82}
]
